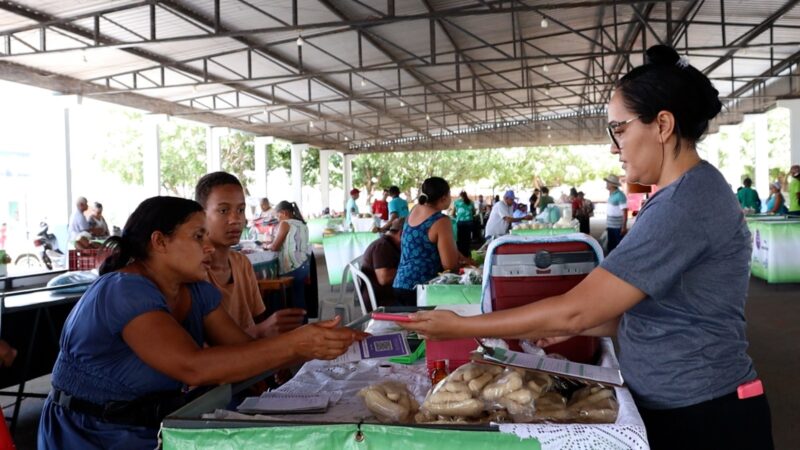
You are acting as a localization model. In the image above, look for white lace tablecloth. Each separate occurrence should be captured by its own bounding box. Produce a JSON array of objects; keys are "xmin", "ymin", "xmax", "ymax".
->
[{"xmin": 208, "ymin": 338, "xmax": 649, "ymax": 449}]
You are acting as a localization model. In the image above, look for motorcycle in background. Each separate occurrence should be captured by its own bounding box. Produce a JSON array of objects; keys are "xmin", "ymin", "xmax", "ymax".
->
[{"xmin": 14, "ymin": 222, "xmax": 65, "ymax": 270}]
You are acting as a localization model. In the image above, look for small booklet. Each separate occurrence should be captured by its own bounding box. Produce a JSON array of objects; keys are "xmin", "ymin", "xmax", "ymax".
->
[
  {"xmin": 237, "ymin": 392, "xmax": 332, "ymax": 414},
  {"xmin": 473, "ymin": 347, "xmax": 624, "ymax": 387},
  {"xmin": 330, "ymin": 332, "xmax": 411, "ymax": 365}
]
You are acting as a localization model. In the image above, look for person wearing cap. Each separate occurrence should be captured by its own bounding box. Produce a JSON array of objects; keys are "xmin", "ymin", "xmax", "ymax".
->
[
  {"xmin": 604, "ymin": 174, "xmax": 628, "ymax": 253},
  {"xmin": 345, "ymin": 188, "xmax": 360, "ymax": 230},
  {"xmin": 789, "ymin": 164, "xmax": 800, "ymax": 216},
  {"xmin": 359, "ymin": 218, "xmax": 404, "ymax": 307},
  {"xmin": 765, "ymin": 181, "xmax": 788, "ymax": 215},
  {"xmin": 484, "ymin": 190, "xmax": 530, "ymax": 239}
]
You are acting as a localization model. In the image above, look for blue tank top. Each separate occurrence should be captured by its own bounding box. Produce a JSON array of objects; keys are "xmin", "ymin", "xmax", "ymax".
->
[{"xmin": 393, "ymin": 212, "xmax": 446, "ymax": 290}]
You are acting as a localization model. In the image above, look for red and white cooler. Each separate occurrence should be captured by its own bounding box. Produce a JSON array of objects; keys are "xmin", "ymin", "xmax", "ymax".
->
[
  {"xmin": 481, "ymin": 233, "xmax": 605, "ymax": 363},
  {"xmin": 425, "ymin": 233, "xmax": 605, "ymax": 375}
]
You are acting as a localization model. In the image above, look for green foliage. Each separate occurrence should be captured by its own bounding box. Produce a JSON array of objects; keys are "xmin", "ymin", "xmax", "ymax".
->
[
  {"xmin": 220, "ymin": 131, "xmax": 255, "ymax": 195},
  {"xmin": 351, "ymin": 145, "xmax": 620, "ymax": 200},
  {"xmin": 267, "ymin": 141, "xmax": 324, "ymax": 186},
  {"xmin": 97, "ymin": 111, "xmax": 144, "ymax": 185},
  {"xmin": 158, "ymin": 121, "xmax": 207, "ymax": 198}
]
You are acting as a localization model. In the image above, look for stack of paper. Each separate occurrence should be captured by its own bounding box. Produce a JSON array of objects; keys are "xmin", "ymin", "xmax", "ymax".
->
[{"xmin": 237, "ymin": 391, "xmax": 333, "ymax": 414}]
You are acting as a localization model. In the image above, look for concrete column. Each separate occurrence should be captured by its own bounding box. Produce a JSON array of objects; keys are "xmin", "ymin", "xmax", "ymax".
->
[
  {"xmin": 63, "ymin": 108, "xmax": 73, "ymax": 220},
  {"xmin": 778, "ymin": 99, "xmax": 800, "ymax": 165},
  {"xmin": 319, "ymin": 150, "xmax": 333, "ymax": 210},
  {"xmin": 718, "ymin": 124, "xmax": 742, "ymax": 189},
  {"xmin": 253, "ymin": 136, "xmax": 273, "ymax": 198},
  {"xmin": 343, "ymin": 153, "xmax": 354, "ymax": 211},
  {"xmin": 291, "ymin": 143, "xmax": 307, "ymax": 209},
  {"xmin": 751, "ymin": 113, "xmax": 769, "ymax": 199},
  {"xmin": 206, "ymin": 127, "xmax": 227, "ymax": 173},
  {"xmin": 143, "ymin": 115, "xmax": 165, "ymax": 197}
]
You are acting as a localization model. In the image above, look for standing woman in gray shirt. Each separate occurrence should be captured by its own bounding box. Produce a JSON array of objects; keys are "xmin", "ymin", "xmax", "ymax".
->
[{"xmin": 402, "ymin": 45, "xmax": 772, "ymax": 450}]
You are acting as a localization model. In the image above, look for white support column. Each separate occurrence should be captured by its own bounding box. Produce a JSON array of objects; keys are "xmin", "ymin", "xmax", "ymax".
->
[
  {"xmin": 291, "ymin": 143, "xmax": 307, "ymax": 209},
  {"xmin": 253, "ymin": 136, "xmax": 273, "ymax": 198},
  {"xmin": 343, "ymin": 153, "xmax": 354, "ymax": 211},
  {"xmin": 63, "ymin": 107, "xmax": 73, "ymax": 220},
  {"xmin": 319, "ymin": 150, "xmax": 333, "ymax": 210},
  {"xmin": 717, "ymin": 124, "xmax": 742, "ymax": 189},
  {"xmin": 778, "ymin": 99, "xmax": 800, "ymax": 165},
  {"xmin": 751, "ymin": 113, "xmax": 770, "ymax": 199},
  {"xmin": 143, "ymin": 115, "xmax": 165, "ymax": 197},
  {"xmin": 206, "ymin": 127, "xmax": 227, "ymax": 173}
]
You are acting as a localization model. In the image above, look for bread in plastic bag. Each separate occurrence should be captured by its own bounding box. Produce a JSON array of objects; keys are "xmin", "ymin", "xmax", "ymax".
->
[
  {"xmin": 567, "ymin": 386, "xmax": 619, "ymax": 423},
  {"xmin": 358, "ymin": 381, "xmax": 418, "ymax": 423}
]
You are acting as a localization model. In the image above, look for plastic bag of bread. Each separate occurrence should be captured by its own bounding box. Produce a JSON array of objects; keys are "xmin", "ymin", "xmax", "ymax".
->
[
  {"xmin": 533, "ymin": 391, "xmax": 574, "ymax": 421},
  {"xmin": 358, "ymin": 381, "xmax": 418, "ymax": 423},
  {"xmin": 419, "ymin": 363, "xmax": 557, "ymax": 424},
  {"xmin": 567, "ymin": 386, "xmax": 619, "ymax": 423},
  {"xmin": 418, "ymin": 363, "xmax": 502, "ymax": 422}
]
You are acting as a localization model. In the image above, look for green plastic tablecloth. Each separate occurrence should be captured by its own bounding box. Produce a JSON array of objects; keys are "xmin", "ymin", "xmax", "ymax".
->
[
  {"xmin": 308, "ymin": 218, "xmax": 344, "ymax": 244},
  {"xmin": 424, "ymin": 284, "xmax": 482, "ymax": 306},
  {"xmin": 747, "ymin": 218, "xmax": 800, "ymax": 283},
  {"xmin": 322, "ymin": 232, "xmax": 379, "ymax": 285},
  {"xmin": 161, "ymin": 423, "xmax": 540, "ymax": 449},
  {"xmin": 509, "ymin": 227, "xmax": 575, "ymax": 236}
]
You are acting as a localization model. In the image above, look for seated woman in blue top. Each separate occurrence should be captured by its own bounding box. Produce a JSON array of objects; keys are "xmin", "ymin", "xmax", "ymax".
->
[
  {"xmin": 402, "ymin": 46, "xmax": 773, "ymax": 450},
  {"xmin": 392, "ymin": 177, "xmax": 467, "ymax": 306},
  {"xmin": 38, "ymin": 196, "xmax": 364, "ymax": 450}
]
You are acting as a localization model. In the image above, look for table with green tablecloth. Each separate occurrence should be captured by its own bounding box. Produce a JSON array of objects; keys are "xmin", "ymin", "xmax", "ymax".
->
[
  {"xmin": 509, "ymin": 227, "xmax": 576, "ymax": 237},
  {"xmin": 416, "ymin": 284, "xmax": 482, "ymax": 306},
  {"xmin": 307, "ymin": 218, "xmax": 344, "ymax": 244},
  {"xmin": 746, "ymin": 217, "xmax": 800, "ymax": 283},
  {"xmin": 322, "ymin": 232, "xmax": 379, "ymax": 285}
]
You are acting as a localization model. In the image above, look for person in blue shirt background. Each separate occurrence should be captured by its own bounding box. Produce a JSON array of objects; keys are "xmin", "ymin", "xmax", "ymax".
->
[
  {"xmin": 387, "ymin": 185, "xmax": 409, "ymax": 220},
  {"xmin": 603, "ymin": 174, "xmax": 628, "ymax": 253}
]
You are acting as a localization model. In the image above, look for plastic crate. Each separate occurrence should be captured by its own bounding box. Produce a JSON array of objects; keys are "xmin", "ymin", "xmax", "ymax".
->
[{"xmin": 68, "ymin": 249, "xmax": 109, "ymax": 271}]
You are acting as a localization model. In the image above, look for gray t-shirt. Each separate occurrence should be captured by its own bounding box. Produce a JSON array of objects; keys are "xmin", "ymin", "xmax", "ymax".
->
[{"xmin": 601, "ymin": 161, "xmax": 755, "ymax": 409}]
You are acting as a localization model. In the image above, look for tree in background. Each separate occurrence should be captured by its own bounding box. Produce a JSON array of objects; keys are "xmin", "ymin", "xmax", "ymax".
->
[
  {"xmin": 220, "ymin": 131, "xmax": 255, "ymax": 195},
  {"xmin": 158, "ymin": 121, "xmax": 207, "ymax": 198},
  {"xmin": 98, "ymin": 111, "xmax": 144, "ymax": 185}
]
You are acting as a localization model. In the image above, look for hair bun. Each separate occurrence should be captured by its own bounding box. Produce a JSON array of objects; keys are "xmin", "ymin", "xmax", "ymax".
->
[{"xmin": 645, "ymin": 45, "xmax": 680, "ymax": 66}]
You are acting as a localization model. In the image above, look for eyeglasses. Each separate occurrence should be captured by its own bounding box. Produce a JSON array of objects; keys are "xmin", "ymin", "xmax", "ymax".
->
[{"xmin": 606, "ymin": 116, "xmax": 640, "ymax": 149}]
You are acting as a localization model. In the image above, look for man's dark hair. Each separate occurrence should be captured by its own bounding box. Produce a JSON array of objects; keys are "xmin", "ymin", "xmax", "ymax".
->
[
  {"xmin": 388, "ymin": 186, "xmax": 401, "ymax": 196},
  {"xmin": 541, "ymin": 187, "xmax": 549, "ymax": 194},
  {"xmin": 195, "ymin": 172, "xmax": 242, "ymax": 207},
  {"xmin": 743, "ymin": 178, "xmax": 752, "ymax": 187}
]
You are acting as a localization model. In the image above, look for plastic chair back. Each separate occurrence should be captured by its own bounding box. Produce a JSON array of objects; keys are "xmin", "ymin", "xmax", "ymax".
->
[{"xmin": 348, "ymin": 263, "xmax": 378, "ymax": 315}]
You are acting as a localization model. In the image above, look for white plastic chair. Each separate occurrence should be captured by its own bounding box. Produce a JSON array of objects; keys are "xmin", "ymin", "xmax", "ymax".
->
[
  {"xmin": 318, "ymin": 256, "xmax": 362, "ymax": 320},
  {"xmin": 349, "ymin": 262, "xmax": 378, "ymax": 316}
]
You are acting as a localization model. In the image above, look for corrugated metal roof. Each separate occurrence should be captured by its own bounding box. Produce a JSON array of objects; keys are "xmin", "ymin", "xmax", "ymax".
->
[{"xmin": 0, "ymin": 0, "xmax": 797, "ymax": 151}]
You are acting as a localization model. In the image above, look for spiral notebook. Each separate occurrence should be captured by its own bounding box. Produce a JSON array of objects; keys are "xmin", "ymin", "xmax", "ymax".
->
[{"xmin": 237, "ymin": 391, "xmax": 333, "ymax": 414}]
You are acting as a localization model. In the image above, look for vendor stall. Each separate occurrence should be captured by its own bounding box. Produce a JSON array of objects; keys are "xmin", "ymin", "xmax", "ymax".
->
[
  {"xmin": 160, "ymin": 338, "xmax": 648, "ymax": 449},
  {"xmin": 322, "ymin": 232, "xmax": 379, "ymax": 285},
  {"xmin": 307, "ymin": 218, "xmax": 344, "ymax": 245},
  {"xmin": 746, "ymin": 217, "xmax": 800, "ymax": 283}
]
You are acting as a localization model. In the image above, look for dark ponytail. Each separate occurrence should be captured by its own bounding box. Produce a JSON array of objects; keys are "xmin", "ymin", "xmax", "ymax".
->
[
  {"xmin": 99, "ymin": 196, "xmax": 204, "ymax": 275},
  {"xmin": 459, "ymin": 191, "xmax": 472, "ymax": 205},
  {"xmin": 275, "ymin": 201, "xmax": 306, "ymax": 224},
  {"xmin": 616, "ymin": 45, "xmax": 722, "ymax": 154},
  {"xmin": 418, "ymin": 177, "xmax": 450, "ymax": 206}
]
